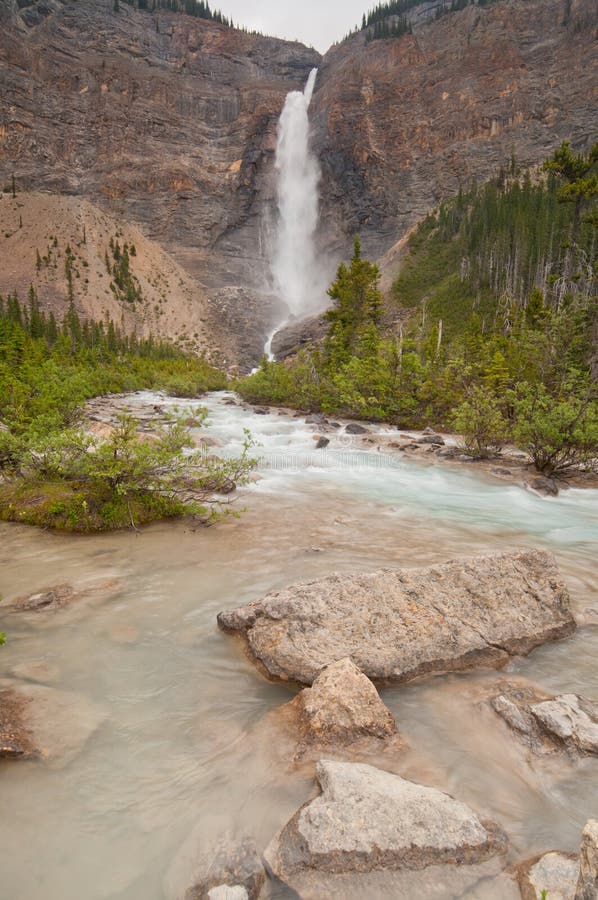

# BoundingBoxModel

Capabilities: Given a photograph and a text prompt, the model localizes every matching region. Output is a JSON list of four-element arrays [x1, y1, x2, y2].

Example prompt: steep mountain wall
[[0, 0, 595, 366], [312, 0, 596, 261]]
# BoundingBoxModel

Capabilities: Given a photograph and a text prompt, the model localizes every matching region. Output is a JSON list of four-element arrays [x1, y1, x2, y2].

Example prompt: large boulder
[[490, 686, 598, 757], [264, 760, 507, 898], [217, 550, 575, 685], [273, 657, 405, 761]]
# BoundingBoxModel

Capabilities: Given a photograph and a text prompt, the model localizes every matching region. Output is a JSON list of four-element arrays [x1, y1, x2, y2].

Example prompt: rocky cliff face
[[0, 0, 320, 366], [312, 0, 596, 261], [0, 0, 595, 366]]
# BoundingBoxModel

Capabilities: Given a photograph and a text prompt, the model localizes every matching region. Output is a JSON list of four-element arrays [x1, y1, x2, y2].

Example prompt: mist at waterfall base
[[266, 68, 329, 358]]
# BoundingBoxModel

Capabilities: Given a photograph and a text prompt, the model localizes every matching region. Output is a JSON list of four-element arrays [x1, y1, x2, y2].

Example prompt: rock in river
[[164, 833, 264, 900], [272, 657, 405, 761], [217, 550, 575, 685], [0, 684, 106, 767], [490, 685, 598, 757], [264, 760, 507, 897]]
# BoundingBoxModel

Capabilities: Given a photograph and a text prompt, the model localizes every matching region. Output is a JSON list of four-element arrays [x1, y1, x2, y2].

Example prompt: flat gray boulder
[[264, 760, 507, 895], [218, 550, 575, 685]]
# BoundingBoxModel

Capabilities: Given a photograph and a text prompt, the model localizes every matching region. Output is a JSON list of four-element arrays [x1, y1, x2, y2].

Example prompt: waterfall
[[267, 68, 325, 358]]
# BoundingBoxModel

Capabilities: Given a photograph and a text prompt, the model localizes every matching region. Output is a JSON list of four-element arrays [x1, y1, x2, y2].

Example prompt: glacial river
[[1, 392, 597, 899]]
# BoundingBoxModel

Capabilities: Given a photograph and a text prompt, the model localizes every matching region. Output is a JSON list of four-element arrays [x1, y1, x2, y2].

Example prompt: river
[[1, 391, 597, 899]]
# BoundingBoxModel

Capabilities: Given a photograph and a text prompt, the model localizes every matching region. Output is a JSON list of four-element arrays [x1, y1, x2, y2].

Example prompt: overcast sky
[[218, 0, 369, 53]]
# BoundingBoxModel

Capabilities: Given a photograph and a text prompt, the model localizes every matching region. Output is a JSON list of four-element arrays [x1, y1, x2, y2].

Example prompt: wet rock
[[345, 423, 369, 435], [4, 578, 120, 614], [264, 760, 507, 895], [0, 684, 106, 767], [315, 436, 330, 449], [218, 550, 575, 686], [164, 834, 264, 900], [527, 476, 559, 496], [576, 820, 598, 900], [491, 468, 514, 477], [274, 658, 404, 760], [437, 447, 459, 458], [0, 690, 36, 759], [420, 433, 445, 445], [490, 686, 598, 757], [252, 407, 268, 416], [306, 414, 328, 425], [5, 583, 76, 613], [516, 851, 579, 900]]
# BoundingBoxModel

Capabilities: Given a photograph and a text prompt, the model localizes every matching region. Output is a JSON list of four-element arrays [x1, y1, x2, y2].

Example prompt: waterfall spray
[[266, 68, 325, 358]]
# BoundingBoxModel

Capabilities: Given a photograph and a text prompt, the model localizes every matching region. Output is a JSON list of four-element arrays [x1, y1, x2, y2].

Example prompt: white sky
[[218, 0, 369, 53]]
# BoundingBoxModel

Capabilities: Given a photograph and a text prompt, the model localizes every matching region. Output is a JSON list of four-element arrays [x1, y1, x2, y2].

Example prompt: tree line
[[238, 141, 598, 478]]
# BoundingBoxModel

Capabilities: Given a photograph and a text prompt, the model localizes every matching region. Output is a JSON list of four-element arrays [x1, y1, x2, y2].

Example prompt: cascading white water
[[267, 68, 326, 358]]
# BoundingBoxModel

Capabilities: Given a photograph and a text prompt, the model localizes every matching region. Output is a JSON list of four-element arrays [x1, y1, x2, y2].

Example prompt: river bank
[[1, 391, 597, 899]]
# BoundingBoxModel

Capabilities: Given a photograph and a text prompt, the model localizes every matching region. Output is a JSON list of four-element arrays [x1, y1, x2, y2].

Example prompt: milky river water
[[0, 392, 596, 900]]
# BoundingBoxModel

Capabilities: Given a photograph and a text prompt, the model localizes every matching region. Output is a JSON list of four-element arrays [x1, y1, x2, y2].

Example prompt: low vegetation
[[0, 293, 257, 531], [238, 142, 598, 478]]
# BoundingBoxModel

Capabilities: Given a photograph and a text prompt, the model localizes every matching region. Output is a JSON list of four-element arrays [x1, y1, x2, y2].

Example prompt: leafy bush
[[510, 382, 598, 476], [451, 387, 510, 458]]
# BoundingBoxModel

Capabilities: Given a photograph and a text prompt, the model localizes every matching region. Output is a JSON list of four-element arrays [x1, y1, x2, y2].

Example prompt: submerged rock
[[164, 833, 264, 900], [5, 583, 76, 613], [217, 550, 575, 685], [264, 760, 507, 896], [345, 423, 369, 434], [0, 684, 106, 767], [0, 690, 36, 759], [273, 658, 405, 760], [315, 436, 330, 449], [491, 686, 598, 757]]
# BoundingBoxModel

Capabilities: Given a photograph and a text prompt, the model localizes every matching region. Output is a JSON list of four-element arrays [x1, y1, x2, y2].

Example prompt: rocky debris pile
[[264, 759, 507, 897], [164, 833, 264, 900], [271, 658, 405, 761], [515, 820, 598, 900], [218, 550, 576, 685], [491, 686, 598, 757]]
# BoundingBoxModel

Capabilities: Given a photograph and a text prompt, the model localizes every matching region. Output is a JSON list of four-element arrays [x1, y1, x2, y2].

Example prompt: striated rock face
[[264, 759, 507, 896], [313, 0, 597, 260], [1, 0, 596, 365], [217, 549, 575, 685], [0, 0, 319, 367]]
